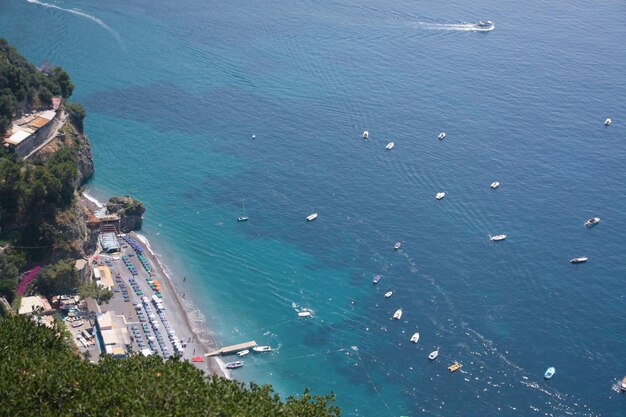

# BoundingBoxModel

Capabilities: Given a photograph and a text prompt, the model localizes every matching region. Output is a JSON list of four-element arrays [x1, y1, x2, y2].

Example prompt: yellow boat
[[448, 362, 462, 372]]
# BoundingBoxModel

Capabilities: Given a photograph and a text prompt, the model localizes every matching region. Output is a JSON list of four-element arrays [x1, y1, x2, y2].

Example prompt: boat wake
[[25, 0, 124, 47], [417, 22, 494, 32]]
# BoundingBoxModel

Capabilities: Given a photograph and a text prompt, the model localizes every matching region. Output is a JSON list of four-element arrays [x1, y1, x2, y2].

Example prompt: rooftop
[[18, 295, 52, 315]]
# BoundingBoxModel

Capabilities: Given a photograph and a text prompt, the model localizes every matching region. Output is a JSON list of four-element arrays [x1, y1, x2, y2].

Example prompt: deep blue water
[[3, 0, 626, 415]]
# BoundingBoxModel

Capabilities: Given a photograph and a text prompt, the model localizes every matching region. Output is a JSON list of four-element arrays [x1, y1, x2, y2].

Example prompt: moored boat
[[226, 361, 244, 369], [394, 242, 402, 250], [544, 366, 555, 380], [237, 349, 249, 357], [585, 217, 600, 227], [435, 192, 446, 200], [428, 348, 439, 360], [384, 291, 393, 298], [438, 132, 446, 140], [448, 362, 462, 372], [490, 234, 507, 241], [252, 346, 272, 352], [306, 212, 318, 222], [386, 141, 395, 150], [410, 332, 420, 343], [570, 257, 588, 264], [237, 216, 249, 222], [393, 308, 403, 320], [373, 274, 381, 284], [490, 181, 500, 189]]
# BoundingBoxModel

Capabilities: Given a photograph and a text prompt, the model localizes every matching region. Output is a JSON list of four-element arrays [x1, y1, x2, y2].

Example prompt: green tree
[[36, 258, 80, 296], [53, 67, 73, 98]]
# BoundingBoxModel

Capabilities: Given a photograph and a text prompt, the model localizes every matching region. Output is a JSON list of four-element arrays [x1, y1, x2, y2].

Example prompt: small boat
[[410, 332, 420, 343], [490, 234, 507, 241], [620, 376, 626, 391], [384, 291, 393, 298], [298, 311, 312, 317], [604, 118, 612, 126], [585, 217, 600, 227], [435, 192, 446, 200], [428, 348, 439, 361], [373, 274, 381, 284], [474, 20, 495, 31], [306, 212, 318, 222], [438, 132, 446, 140], [448, 362, 462, 372], [237, 216, 249, 222], [393, 308, 403, 320], [386, 142, 395, 150], [252, 134, 256, 139], [570, 257, 588, 264], [394, 242, 402, 250], [544, 366, 555, 380], [237, 200, 249, 221], [363, 131, 369, 139], [252, 346, 272, 352], [490, 181, 500, 189], [226, 361, 244, 369], [237, 349, 249, 357]]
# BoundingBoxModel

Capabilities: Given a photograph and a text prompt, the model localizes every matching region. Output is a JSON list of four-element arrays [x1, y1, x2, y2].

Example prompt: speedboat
[[428, 348, 439, 360], [435, 192, 446, 200], [252, 345, 272, 352], [393, 308, 403, 320], [252, 134, 256, 139], [544, 367, 555, 380], [570, 257, 588, 264], [620, 376, 626, 391], [490, 181, 500, 189], [386, 141, 395, 150], [298, 309, 312, 317], [490, 234, 507, 241], [438, 132, 446, 140], [394, 242, 402, 250], [363, 131, 369, 139], [410, 332, 420, 343], [237, 216, 249, 222], [237, 349, 249, 357], [306, 212, 318, 222], [585, 217, 600, 227], [475, 20, 495, 31], [604, 118, 612, 126], [384, 291, 393, 298], [448, 362, 462, 372], [226, 361, 244, 369], [373, 274, 381, 284]]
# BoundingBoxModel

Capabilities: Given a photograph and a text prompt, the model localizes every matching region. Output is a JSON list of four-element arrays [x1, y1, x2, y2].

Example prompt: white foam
[[82, 191, 104, 208], [418, 22, 493, 32]]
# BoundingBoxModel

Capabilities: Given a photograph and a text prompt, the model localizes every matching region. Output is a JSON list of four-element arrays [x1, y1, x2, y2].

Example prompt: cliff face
[[107, 196, 145, 232]]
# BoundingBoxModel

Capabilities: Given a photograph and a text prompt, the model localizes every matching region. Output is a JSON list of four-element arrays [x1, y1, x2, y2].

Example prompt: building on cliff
[[2, 110, 59, 157]]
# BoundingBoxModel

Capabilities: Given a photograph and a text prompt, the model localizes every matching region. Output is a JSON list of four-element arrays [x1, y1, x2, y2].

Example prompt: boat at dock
[[490, 181, 500, 189], [306, 212, 318, 222], [570, 257, 588, 264], [428, 348, 439, 360], [435, 192, 446, 200], [393, 308, 403, 320], [448, 362, 462, 372], [226, 361, 244, 369], [384, 291, 393, 298], [490, 234, 507, 241], [410, 332, 420, 343], [394, 242, 402, 250], [253, 345, 272, 352], [237, 349, 249, 357], [386, 142, 395, 150], [585, 217, 600, 227], [373, 274, 381, 284], [544, 367, 555, 380]]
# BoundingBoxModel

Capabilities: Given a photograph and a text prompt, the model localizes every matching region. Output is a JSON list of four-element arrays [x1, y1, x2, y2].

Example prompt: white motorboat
[[428, 348, 439, 360], [585, 217, 600, 227], [393, 308, 403, 320], [226, 361, 244, 369], [570, 257, 588, 264], [298, 310, 312, 317], [604, 118, 612, 126], [363, 130, 369, 139], [490, 234, 507, 241], [474, 20, 495, 31], [252, 345, 273, 352], [394, 242, 402, 250], [237, 199, 249, 221], [410, 332, 420, 343], [386, 141, 395, 150], [237, 349, 249, 357], [252, 134, 256, 139], [306, 212, 318, 222], [490, 181, 500, 189], [384, 291, 393, 298], [438, 132, 446, 140], [544, 366, 556, 380], [435, 192, 446, 200]]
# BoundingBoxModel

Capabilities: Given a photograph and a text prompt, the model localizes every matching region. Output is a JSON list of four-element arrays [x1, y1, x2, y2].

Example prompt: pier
[[205, 341, 257, 357]]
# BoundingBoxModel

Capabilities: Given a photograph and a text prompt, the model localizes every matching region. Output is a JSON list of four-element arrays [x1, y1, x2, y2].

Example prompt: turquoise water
[[3, 0, 626, 415]]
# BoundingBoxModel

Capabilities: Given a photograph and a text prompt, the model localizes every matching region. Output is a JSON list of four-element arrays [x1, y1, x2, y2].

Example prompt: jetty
[[205, 341, 257, 357]]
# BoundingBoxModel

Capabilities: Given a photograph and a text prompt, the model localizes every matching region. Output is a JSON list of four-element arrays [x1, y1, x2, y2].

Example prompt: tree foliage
[[35, 258, 80, 297], [0, 315, 341, 417]]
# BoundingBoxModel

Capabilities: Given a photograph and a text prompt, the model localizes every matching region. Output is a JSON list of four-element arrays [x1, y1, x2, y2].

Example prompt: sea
[[2, 0, 626, 415]]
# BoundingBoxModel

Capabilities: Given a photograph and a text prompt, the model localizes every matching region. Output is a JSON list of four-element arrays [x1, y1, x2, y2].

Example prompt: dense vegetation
[[0, 38, 73, 134], [0, 316, 341, 417]]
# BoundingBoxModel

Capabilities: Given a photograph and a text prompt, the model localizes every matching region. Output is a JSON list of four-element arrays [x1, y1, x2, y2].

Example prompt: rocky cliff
[[106, 196, 145, 232]]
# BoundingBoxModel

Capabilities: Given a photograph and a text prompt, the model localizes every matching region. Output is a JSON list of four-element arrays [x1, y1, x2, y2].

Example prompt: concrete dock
[[206, 341, 257, 356]]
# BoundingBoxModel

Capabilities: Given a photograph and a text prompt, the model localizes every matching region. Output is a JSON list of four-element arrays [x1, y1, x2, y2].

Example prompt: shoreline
[[82, 191, 228, 378]]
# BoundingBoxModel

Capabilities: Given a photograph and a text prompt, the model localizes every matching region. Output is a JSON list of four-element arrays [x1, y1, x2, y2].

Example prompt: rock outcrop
[[106, 196, 145, 232]]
